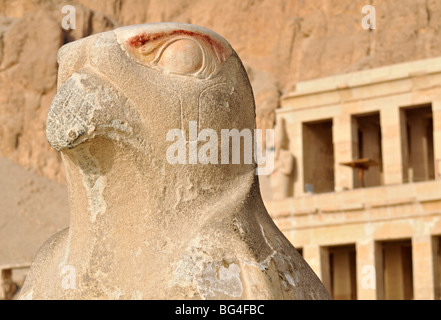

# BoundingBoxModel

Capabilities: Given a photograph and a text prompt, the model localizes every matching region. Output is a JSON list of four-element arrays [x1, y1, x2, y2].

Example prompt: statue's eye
[[156, 39, 204, 75], [120, 29, 232, 79]]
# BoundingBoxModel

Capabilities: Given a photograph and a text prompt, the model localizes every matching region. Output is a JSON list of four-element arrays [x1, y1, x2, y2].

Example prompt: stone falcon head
[[21, 23, 330, 300], [47, 23, 251, 154], [46, 23, 257, 193]]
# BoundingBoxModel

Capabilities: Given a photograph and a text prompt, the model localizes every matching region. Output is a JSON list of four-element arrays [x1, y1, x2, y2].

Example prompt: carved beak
[[46, 68, 141, 152], [46, 70, 99, 151]]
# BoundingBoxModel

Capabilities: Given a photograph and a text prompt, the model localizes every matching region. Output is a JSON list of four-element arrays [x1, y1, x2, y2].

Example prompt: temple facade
[[267, 57, 441, 300]]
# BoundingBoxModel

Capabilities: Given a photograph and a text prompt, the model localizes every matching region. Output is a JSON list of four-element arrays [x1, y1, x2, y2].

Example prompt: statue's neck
[[60, 138, 256, 245]]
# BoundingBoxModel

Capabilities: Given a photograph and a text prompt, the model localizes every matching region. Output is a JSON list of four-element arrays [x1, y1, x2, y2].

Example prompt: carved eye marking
[[120, 29, 232, 79], [156, 39, 204, 75]]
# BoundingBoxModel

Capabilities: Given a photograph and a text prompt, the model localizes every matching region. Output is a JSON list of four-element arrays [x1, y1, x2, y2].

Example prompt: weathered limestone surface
[[18, 23, 330, 300]]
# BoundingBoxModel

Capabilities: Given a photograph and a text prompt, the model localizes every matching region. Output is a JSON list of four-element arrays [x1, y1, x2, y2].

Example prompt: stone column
[[356, 241, 378, 300], [319, 247, 332, 296], [380, 105, 404, 185], [271, 118, 294, 200], [412, 235, 436, 300], [333, 114, 355, 191], [303, 245, 325, 283], [303, 245, 332, 296]]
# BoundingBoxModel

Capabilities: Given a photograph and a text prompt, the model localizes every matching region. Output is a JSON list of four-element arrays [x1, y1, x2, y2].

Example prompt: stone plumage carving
[[19, 23, 330, 300]]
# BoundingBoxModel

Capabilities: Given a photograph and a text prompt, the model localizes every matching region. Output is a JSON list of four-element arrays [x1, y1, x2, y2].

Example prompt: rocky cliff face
[[1, 0, 441, 182]]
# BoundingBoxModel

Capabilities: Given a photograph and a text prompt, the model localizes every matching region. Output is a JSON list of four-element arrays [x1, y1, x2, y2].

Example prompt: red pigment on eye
[[127, 33, 152, 48], [126, 29, 230, 59]]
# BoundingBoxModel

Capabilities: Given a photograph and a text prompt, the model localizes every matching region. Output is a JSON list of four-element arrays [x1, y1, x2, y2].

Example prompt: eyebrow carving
[[123, 29, 232, 79]]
